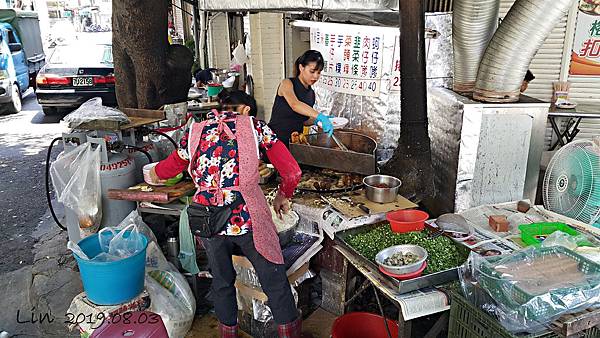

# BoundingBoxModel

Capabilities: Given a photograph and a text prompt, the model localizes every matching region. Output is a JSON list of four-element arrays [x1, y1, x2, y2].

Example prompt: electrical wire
[[45, 137, 66, 231]]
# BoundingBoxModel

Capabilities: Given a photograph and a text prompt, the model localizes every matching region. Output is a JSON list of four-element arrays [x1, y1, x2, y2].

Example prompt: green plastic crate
[[518, 222, 581, 247], [448, 290, 600, 338], [477, 246, 600, 321]]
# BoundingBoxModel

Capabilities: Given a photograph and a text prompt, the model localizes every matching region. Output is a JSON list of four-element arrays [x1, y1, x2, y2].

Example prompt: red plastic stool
[[91, 311, 168, 338]]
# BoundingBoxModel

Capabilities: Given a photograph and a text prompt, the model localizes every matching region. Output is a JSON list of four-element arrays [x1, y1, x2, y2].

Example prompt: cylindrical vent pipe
[[452, 0, 500, 93], [473, 0, 575, 103]]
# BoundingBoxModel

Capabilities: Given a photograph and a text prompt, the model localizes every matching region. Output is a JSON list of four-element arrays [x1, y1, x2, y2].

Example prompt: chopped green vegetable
[[345, 225, 468, 274]]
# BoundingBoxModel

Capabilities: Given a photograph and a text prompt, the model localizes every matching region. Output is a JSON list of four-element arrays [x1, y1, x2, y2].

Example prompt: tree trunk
[[113, 0, 193, 109], [381, 0, 435, 202]]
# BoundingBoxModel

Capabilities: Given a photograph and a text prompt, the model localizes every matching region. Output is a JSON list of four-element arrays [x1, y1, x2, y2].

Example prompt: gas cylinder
[[99, 152, 136, 227], [126, 141, 159, 183]]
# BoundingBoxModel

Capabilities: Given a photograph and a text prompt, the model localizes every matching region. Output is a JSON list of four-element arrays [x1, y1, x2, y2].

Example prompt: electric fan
[[543, 138, 600, 227]]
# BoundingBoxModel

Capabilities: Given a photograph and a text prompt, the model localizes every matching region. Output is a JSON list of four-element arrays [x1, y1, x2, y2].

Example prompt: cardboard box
[[302, 308, 338, 338]]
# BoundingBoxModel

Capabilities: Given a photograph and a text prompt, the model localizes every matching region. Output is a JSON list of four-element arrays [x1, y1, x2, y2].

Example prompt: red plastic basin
[[386, 210, 429, 233], [332, 312, 399, 338]]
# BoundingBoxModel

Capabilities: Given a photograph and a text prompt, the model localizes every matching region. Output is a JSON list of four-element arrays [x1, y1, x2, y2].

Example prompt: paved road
[[0, 91, 69, 273]]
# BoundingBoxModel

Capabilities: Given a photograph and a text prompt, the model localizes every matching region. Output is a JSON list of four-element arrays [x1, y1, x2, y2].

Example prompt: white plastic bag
[[98, 227, 116, 253], [92, 252, 120, 262], [232, 42, 248, 65], [67, 241, 89, 260], [50, 143, 102, 229], [114, 210, 158, 244], [62, 97, 129, 128], [146, 270, 195, 338], [108, 224, 145, 258], [96, 224, 145, 260], [146, 241, 177, 271], [540, 231, 579, 250]]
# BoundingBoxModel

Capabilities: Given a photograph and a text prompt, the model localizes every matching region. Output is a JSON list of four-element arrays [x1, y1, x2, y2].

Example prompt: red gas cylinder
[[90, 311, 168, 338]]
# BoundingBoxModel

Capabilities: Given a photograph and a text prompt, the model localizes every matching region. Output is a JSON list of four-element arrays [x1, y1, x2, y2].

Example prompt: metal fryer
[[289, 131, 377, 175]]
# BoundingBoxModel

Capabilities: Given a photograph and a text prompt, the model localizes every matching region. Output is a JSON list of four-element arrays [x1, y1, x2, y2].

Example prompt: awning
[[192, 0, 398, 12]]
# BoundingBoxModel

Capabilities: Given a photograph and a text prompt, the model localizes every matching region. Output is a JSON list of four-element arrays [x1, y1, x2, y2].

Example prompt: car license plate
[[72, 77, 93, 87]]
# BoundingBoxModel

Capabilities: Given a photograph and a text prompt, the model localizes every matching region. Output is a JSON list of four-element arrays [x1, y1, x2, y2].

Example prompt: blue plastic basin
[[73, 230, 148, 305]]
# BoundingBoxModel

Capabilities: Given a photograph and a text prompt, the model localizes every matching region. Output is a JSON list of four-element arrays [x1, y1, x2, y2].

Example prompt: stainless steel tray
[[335, 224, 470, 294], [289, 131, 377, 175]]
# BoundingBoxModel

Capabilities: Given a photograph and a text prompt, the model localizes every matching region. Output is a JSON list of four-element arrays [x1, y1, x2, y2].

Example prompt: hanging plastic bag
[[178, 205, 200, 274], [232, 42, 248, 65], [50, 142, 102, 229]]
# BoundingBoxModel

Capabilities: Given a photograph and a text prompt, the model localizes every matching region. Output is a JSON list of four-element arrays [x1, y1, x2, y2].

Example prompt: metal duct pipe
[[452, 0, 499, 93], [473, 0, 574, 103]]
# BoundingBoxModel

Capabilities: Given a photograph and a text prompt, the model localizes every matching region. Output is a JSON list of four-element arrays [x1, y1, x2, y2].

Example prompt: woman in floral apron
[[148, 91, 309, 338]]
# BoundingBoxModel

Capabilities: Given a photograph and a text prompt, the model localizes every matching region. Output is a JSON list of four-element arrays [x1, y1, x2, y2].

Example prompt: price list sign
[[310, 27, 384, 97], [391, 36, 400, 91]]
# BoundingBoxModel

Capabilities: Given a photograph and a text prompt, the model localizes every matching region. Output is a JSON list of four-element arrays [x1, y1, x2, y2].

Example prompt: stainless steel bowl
[[375, 245, 428, 275], [363, 175, 402, 203]]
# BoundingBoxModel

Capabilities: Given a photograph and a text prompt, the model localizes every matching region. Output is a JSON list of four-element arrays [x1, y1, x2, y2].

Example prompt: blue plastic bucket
[[73, 230, 148, 305]]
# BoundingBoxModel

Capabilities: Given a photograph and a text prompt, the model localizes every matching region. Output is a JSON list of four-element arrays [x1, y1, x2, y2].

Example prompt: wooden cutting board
[[107, 181, 196, 203], [322, 189, 417, 218]]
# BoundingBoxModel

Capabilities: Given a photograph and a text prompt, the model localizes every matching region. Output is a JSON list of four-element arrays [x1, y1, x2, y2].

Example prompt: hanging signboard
[[569, 1, 600, 76], [310, 25, 385, 97]]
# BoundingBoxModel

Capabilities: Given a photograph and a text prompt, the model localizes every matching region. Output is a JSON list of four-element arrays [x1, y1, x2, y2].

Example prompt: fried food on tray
[[290, 132, 310, 145], [297, 169, 363, 192]]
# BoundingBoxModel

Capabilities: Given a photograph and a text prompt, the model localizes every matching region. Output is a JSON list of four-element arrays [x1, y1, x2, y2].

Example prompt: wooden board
[[322, 189, 418, 218], [73, 108, 165, 130], [120, 108, 165, 129], [549, 307, 600, 337], [107, 181, 195, 203], [121, 108, 166, 119], [118, 116, 164, 130]]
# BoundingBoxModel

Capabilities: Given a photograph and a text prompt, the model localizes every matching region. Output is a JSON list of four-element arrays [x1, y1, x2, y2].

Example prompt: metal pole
[[373, 287, 393, 338], [193, 3, 201, 64], [199, 11, 207, 68]]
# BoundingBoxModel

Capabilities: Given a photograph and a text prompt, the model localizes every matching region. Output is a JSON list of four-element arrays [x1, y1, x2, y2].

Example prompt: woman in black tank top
[[269, 50, 334, 146]]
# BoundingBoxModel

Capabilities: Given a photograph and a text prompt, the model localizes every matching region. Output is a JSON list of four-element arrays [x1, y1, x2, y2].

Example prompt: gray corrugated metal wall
[[425, 0, 453, 12]]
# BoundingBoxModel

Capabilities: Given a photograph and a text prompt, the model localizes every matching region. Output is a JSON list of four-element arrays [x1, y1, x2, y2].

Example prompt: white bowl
[[331, 117, 349, 129], [143, 162, 163, 186], [556, 102, 577, 109]]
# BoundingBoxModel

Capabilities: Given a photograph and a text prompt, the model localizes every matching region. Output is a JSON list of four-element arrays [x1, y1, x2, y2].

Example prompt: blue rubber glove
[[315, 112, 334, 137]]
